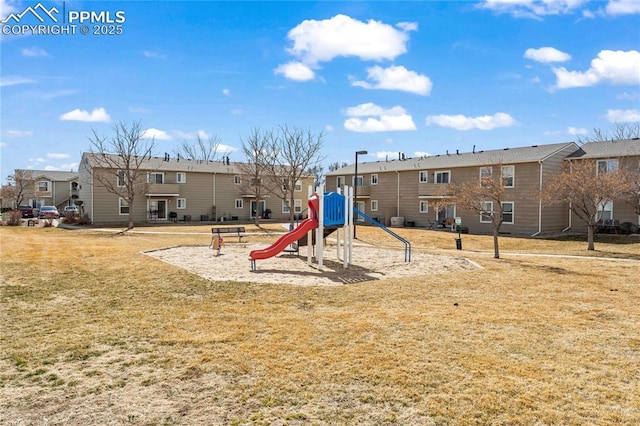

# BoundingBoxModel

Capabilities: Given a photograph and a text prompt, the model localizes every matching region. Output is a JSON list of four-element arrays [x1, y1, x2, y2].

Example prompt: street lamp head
[[356, 150, 368, 155]]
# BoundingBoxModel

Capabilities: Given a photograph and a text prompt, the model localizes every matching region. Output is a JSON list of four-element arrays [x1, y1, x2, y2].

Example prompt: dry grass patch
[[1, 226, 639, 424]]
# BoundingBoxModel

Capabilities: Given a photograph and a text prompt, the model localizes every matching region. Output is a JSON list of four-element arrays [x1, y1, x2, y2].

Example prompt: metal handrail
[[353, 208, 411, 262]]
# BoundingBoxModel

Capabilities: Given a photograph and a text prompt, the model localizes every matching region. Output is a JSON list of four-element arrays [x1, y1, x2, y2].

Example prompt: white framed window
[[502, 165, 515, 188], [147, 172, 164, 184], [235, 199, 243, 209], [250, 177, 262, 186], [234, 176, 242, 185], [419, 171, 428, 183], [38, 181, 50, 192], [480, 201, 493, 223], [117, 170, 126, 187], [596, 200, 613, 221], [294, 199, 302, 213], [371, 174, 378, 185], [502, 202, 514, 224], [597, 159, 619, 174], [177, 198, 186, 209], [282, 199, 290, 214], [480, 166, 492, 187], [119, 198, 129, 215], [352, 175, 363, 187], [355, 201, 365, 222], [435, 170, 451, 184], [420, 200, 429, 213], [337, 176, 345, 188], [371, 200, 379, 212], [294, 180, 302, 192], [176, 172, 186, 183]]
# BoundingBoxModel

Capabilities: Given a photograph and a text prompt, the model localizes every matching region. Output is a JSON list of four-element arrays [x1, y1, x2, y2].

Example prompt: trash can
[[455, 238, 462, 250], [200, 214, 209, 221]]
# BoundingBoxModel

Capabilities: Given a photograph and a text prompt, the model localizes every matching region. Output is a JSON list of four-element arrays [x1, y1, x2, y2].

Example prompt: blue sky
[[1, 0, 639, 182]]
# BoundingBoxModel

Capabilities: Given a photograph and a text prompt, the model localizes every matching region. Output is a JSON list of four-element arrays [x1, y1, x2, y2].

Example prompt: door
[[250, 200, 266, 218], [149, 199, 168, 220]]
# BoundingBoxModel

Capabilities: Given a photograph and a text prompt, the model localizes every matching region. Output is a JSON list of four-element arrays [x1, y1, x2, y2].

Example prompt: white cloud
[[222, 88, 231, 96], [343, 103, 416, 133], [59, 107, 111, 123], [47, 153, 71, 160], [553, 50, 640, 89], [524, 47, 571, 63], [375, 151, 402, 160], [568, 126, 588, 135], [605, 108, 640, 122], [351, 65, 432, 96], [279, 14, 414, 73], [617, 91, 639, 101], [0, 75, 36, 87], [6, 129, 33, 137], [414, 151, 432, 157], [0, 0, 18, 17], [325, 125, 335, 132], [21, 47, 49, 57], [605, 0, 640, 15], [217, 144, 236, 153], [479, 0, 588, 18], [425, 112, 516, 131], [28, 157, 45, 163], [274, 62, 315, 81], [0, 142, 7, 148], [141, 128, 171, 140], [143, 51, 166, 59]]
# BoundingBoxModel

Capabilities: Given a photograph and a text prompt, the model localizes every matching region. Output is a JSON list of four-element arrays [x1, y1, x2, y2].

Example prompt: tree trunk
[[493, 226, 500, 259], [587, 224, 595, 251], [128, 201, 134, 230]]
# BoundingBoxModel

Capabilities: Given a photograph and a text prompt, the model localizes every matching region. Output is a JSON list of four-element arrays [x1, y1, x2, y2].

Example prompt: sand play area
[[144, 242, 480, 286]]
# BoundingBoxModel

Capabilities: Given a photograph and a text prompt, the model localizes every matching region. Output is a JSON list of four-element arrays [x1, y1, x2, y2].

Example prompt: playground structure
[[249, 185, 411, 271]]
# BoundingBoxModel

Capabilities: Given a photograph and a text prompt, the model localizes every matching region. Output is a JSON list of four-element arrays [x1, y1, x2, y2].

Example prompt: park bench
[[211, 226, 246, 242]]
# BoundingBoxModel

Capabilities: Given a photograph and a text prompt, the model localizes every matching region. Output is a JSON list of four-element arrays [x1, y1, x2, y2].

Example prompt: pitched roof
[[326, 142, 579, 176], [16, 169, 79, 181], [566, 139, 640, 159], [81, 152, 243, 174]]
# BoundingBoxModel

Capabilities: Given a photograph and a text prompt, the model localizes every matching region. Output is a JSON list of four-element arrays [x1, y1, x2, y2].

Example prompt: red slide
[[249, 193, 320, 266], [248, 218, 318, 262]]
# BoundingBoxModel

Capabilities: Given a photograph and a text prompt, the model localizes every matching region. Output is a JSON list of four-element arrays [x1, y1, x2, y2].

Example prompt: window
[[420, 200, 428, 213], [352, 175, 363, 187], [435, 171, 451, 184], [119, 198, 129, 215], [371, 174, 378, 185], [355, 201, 365, 222], [502, 165, 514, 188], [177, 198, 186, 209], [176, 172, 186, 183], [371, 200, 378, 212], [250, 177, 262, 186], [234, 176, 241, 185], [294, 180, 302, 192], [337, 176, 344, 188], [597, 159, 619, 174], [480, 166, 492, 186], [147, 172, 164, 184], [282, 199, 290, 214], [235, 199, 243, 209], [419, 171, 428, 183], [38, 181, 50, 192], [294, 199, 302, 213], [502, 202, 514, 224], [117, 170, 126, 187], [596, 200, 613, 221], [480, 201, 493, 223]]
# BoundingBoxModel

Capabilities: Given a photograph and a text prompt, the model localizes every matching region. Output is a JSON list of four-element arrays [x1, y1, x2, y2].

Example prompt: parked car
[[63, 205, 80, 216], [39, 206, 60, 219], [19, 206, 37, 218]]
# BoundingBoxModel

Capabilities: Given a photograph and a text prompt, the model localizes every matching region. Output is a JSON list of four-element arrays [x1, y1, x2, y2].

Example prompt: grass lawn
[[1, 225, 639, 424]]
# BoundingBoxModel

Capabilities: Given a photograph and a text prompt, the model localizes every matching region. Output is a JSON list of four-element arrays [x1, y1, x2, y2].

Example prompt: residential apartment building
[[3, 170, 79, 210], [78, 153, 314, 225], [326, 142, 582, 236], [566, 139, 640, 229]]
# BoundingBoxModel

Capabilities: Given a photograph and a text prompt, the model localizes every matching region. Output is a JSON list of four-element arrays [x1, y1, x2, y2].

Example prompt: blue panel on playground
[[323, 192, 345, 226]]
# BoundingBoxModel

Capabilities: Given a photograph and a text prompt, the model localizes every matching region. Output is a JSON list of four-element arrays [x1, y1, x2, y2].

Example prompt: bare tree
[[541, 159, 634, 250], [173, 133, 228, 161], [264, 125, 325, 223], [328, 161, 348, 172], [451, 164, 511, 258], [236, 128, 275, 226], [87, 121, 157, 230], [577, 121, 640, 144], [1, 170, 37, 208]]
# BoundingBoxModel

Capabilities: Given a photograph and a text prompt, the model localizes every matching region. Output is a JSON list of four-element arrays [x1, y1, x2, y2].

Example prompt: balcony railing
[[145, 183, 180, 196]]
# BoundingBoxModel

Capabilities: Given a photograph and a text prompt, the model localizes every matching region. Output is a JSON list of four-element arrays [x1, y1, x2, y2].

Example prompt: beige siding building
[[79, 153, 314, 225], [10, 170, 79, 210], [326, 142, 580, 236]]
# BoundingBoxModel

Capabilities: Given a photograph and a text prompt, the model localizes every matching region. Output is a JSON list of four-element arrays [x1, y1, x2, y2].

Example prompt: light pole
[[353, 150, 368, 239]]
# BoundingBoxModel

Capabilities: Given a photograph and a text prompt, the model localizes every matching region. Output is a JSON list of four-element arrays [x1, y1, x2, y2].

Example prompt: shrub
[[76, 214, 92, 226], [62, 211, 78, 224], [6, 210, 22, 226]]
